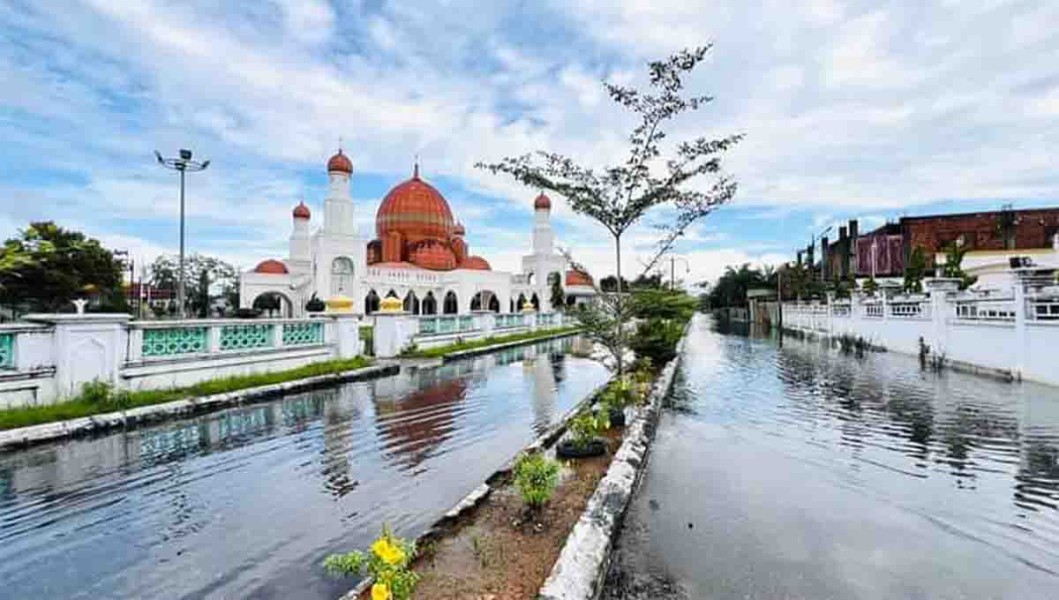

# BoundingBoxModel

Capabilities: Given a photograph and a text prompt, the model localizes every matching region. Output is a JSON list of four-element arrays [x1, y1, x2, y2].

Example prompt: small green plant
[[513, 452, 560, 510], [324, 524, 419, 600], [569, 408, 609, 449], [78, 380, 132, 410]]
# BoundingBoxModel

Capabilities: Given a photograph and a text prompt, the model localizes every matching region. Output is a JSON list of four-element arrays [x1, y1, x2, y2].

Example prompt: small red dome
[[376, 166, 455, 243], [566, 268, 593, 287], [453, 222, 466, 236], [410, 241, 457, 271], [460, 256, 491, 270], [292, 201, 311, 219], [254, 259, 288, 275], [534, 193, 552, 211], [327, 149, 353, 174]]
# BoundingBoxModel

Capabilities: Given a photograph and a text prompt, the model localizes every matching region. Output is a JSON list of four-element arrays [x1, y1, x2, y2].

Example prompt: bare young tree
[[478, 45, 741, 374]]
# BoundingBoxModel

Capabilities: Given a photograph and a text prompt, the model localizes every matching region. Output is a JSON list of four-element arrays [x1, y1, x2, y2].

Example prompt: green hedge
[[0, 356, 373, 431], [402, 327, 581, 359]]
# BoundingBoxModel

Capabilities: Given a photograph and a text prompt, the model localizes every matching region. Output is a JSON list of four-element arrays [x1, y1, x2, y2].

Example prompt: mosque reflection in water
[[0, 335, 587, 502]]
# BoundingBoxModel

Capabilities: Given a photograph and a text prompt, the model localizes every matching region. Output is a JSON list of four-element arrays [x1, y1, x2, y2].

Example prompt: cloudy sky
[[2, 0, 1058, 287]]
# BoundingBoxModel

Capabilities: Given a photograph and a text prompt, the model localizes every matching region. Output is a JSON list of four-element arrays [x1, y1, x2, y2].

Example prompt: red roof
[[254, 259, 288, 275], [460, 256, 491, 270], [534, 193, 552, 211], [566, 269, 593, 287], [410, 241, 457, 271], [327, 149, 353, 174], [292, 201, 311, 219]]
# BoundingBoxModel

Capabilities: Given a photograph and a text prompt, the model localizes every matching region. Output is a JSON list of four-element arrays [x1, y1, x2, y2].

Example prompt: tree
[[149, 254, 238, 317], [548, 272, 565, 311], [940, 242, 978, 290], [599, 275, 630, 293], [862, 277, 879, 297], [903, 246, 927, 293], [480, 46, 741, 374], [0, 222, 125, 314], [706, 263, 769, 308]]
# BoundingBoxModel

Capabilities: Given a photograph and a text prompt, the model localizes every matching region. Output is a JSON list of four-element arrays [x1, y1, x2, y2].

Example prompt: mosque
[[239, 149, 596, 317]]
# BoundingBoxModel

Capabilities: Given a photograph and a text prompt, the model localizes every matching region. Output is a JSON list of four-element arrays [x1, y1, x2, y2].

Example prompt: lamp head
[[179, 149, 192, 161]]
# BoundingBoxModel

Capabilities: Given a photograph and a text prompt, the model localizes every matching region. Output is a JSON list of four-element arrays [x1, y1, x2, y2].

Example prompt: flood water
[[0, 337, 607, 599], [607, 315, 1059, 599]]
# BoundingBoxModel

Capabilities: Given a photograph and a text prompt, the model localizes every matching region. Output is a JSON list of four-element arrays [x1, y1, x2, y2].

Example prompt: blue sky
[[1, 0, 1058, 286]]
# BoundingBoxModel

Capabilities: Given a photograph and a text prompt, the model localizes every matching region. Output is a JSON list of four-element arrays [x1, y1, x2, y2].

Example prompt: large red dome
[[376, 167, 455, 243]]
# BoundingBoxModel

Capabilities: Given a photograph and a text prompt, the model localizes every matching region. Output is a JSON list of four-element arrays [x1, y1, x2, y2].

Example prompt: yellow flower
[[371, 537, 406, 566], [371, 582, 391, 600]]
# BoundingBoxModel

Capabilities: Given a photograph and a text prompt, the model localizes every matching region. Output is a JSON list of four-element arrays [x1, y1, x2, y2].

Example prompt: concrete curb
[[338, 377, 611, 600], [537, 323, 691, 600], [0, 363, 398, 451]]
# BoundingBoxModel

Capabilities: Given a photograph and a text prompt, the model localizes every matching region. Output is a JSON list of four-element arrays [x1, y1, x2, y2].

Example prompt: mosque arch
[[404, 291, 420, 315], [422, 291, 438, 315], [516, 293, 527, 310], [331, 256, 355, 296], [364, 289, 381, 315], [252, 291, 294, 318], [530, 293, 540, 311], [470, 290, 501, 313], [443, 291, 459, 315]]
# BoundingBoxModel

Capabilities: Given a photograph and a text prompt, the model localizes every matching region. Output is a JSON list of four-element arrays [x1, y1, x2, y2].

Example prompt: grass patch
[[401, 327, 581, 359], [0, 356, 373, 431]]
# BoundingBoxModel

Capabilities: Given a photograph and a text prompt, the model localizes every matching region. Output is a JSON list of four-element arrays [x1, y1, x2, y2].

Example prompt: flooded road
[[606, 316, 1059, 599], [0, 337, 607, 599]]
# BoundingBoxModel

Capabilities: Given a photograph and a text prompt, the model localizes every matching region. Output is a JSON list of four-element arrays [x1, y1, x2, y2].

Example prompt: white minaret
[[323, 149, 355, 236], [289, 201, 311, 265], [532, 192, 554, 255]]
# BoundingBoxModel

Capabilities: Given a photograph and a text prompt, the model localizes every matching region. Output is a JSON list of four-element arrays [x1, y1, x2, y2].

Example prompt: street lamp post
[[155, 149, 210, 318], [669, 255, 691, 290]]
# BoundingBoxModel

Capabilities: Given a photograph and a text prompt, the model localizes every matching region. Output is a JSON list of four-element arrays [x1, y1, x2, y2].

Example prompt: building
[[819, 207, 1059, 288], [239, 150, 595, 317]]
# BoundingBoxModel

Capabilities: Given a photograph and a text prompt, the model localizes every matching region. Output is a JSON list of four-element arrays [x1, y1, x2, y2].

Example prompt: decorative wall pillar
[[926, 278, 959, 360], [373, 313, 416, 358], [23, 314, 131, 398], [328, 314, 363, 359], [474, 311, 495, 336]]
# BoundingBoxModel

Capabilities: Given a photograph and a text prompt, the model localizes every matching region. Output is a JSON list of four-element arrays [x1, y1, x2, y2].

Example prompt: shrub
[[78, 380, 132, 410], [628, 318, 685, 365], [569, 408, 609, 449], [324, 525, 419, 600], [513, 452, 561, 509]]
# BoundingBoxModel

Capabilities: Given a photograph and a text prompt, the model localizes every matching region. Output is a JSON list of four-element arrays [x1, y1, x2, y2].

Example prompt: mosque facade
[[239, 150, 596, 317]]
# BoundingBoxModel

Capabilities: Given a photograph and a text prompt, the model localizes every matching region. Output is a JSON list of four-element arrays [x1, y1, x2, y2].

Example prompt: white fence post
[[208, 324, 222, 354], [1014, 281, 1027, 380]]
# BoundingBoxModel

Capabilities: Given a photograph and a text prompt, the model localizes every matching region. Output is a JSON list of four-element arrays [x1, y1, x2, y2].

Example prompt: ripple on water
[[0, 338, 608, 599]]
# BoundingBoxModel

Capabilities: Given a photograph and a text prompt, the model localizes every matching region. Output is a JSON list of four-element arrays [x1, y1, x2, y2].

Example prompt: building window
[[331, 257, 354, 295]]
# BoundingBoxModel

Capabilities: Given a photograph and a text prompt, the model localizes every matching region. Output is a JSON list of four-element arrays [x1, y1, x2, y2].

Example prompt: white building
[[240, 150, 596, 317]]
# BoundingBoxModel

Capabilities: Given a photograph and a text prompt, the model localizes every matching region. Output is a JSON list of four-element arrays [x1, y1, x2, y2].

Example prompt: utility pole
[[156, 149, 210, 319]]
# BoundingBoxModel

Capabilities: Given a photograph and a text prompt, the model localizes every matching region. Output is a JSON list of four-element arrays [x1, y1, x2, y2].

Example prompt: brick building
[[821, 206, 1059, 283]]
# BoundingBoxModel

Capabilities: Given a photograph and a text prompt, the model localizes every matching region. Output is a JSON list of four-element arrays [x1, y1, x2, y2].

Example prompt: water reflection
[[0, 336, 608, 599], [609, 317, 1059, 600]]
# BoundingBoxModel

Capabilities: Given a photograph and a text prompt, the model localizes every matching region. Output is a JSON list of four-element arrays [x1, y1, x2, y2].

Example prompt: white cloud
[[1, 0, 1058, 283]]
